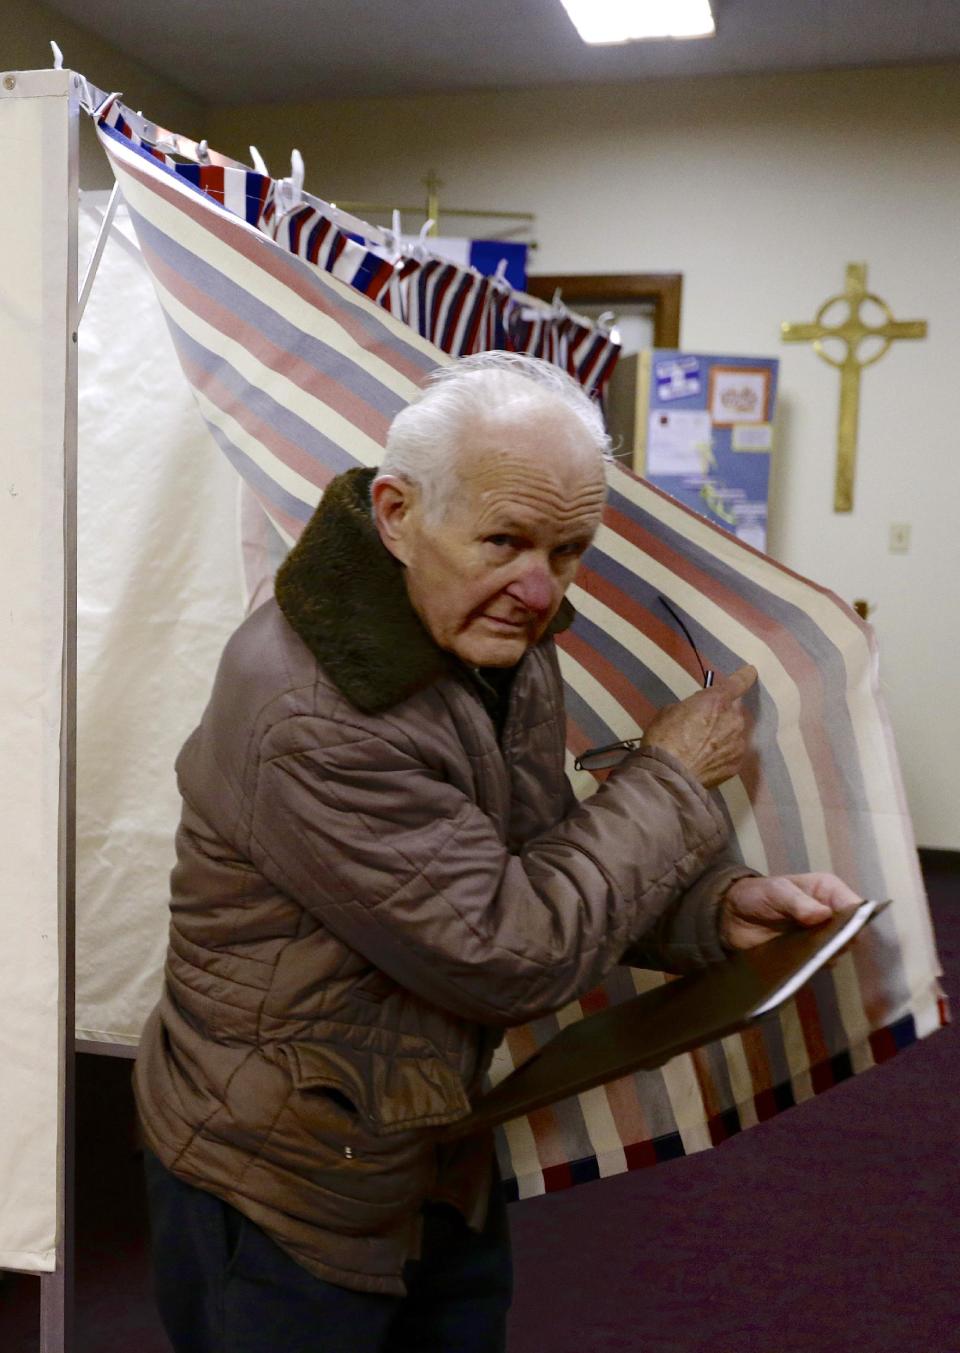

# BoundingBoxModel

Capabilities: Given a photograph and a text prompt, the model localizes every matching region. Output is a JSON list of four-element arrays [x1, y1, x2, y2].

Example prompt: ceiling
[[46, 0, 960, 105]]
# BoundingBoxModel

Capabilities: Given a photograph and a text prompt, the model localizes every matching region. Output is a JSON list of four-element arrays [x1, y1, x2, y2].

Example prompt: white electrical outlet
[[889, 523, 911, 554]]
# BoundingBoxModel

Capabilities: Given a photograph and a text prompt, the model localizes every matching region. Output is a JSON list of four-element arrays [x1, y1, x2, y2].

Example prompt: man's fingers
[[784, 876, 849, 930], [717, 664, 757, 703], [791, 895, 835, 927], [785, 872, 862, 911], [721, 872, 862, 950], [744, 878, 831, 929]]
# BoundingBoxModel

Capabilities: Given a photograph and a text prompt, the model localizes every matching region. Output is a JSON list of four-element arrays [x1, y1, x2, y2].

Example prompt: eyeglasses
[[573, 596, 714, 773], [658, 596, 714, 689], [574, 736, 645, 772]]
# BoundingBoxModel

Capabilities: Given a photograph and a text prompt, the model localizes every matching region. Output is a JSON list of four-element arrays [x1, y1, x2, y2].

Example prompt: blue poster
[[640, 351, 778, 552]]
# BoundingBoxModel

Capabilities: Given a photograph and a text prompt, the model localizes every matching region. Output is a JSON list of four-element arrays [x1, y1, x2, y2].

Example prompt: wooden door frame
[[525, 272, 683, 347]]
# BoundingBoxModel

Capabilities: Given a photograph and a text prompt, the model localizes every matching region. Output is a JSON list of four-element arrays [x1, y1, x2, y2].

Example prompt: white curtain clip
[[50, 40, 64, 70], [274, 150, 305, 216], [89, 87, 123, 119], [197, 138, 211, 165], [378, 209, 403, 260], [249, 145, 269, 176], [290, 149, 305, 201], [410, 218, 436, 259]]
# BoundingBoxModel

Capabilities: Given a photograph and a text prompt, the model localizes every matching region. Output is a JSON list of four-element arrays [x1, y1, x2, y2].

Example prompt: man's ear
[[371, 475, 418, 566]]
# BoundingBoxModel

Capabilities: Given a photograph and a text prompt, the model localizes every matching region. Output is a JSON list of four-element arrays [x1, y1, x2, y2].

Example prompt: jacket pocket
[[284, 1038, 471, 1136], [350, 970, 397, 1005]]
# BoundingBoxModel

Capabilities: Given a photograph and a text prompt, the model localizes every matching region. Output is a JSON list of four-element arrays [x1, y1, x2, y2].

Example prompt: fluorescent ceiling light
[[559, 0, 716, 45]]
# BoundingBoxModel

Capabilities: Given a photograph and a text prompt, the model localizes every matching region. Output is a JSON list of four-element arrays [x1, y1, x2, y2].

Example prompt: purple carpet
[[2, 854, 957, 1352]]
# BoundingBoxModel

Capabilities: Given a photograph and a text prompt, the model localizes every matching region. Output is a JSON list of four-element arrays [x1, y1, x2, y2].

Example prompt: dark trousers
[[143, 1150, 512, 1353]]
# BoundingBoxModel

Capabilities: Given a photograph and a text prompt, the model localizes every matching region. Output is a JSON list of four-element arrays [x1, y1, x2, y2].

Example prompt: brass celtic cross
[[781, 263, 927, 512]]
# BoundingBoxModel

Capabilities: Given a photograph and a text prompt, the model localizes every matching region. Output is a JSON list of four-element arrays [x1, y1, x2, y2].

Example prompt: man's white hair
[[373, 352, 611, 523]]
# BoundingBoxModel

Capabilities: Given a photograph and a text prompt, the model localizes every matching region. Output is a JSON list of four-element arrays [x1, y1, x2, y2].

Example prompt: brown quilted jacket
[[134, 468, 753, 1295]]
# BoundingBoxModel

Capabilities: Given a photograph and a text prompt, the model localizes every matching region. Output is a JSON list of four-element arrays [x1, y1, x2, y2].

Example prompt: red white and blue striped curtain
[[94, 112, 946, 1201], [99, 96, 619, 398]]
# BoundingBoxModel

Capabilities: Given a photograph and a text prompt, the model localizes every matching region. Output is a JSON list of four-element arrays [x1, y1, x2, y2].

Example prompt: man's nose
[[505, 561, 555, 615]]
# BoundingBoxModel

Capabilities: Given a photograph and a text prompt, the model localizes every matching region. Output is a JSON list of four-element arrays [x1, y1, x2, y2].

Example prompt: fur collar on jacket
[[274, 467, 574, 714]]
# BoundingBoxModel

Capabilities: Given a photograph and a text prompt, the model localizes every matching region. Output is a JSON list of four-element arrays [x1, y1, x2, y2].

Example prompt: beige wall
[[2, 0, 205, 186], [209, 66, 960, 848]]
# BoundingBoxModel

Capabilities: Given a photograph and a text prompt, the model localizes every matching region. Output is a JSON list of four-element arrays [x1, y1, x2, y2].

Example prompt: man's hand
[[641, 664, 757, 789], [719, 872, 863, 951]]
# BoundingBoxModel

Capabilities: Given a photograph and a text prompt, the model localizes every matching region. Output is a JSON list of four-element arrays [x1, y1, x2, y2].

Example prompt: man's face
[[376, 409, 606, 668]]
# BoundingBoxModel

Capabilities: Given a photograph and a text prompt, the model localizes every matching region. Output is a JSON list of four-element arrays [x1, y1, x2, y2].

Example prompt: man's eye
[[553, 542, 586, 560], [486, 535, 515, 549]]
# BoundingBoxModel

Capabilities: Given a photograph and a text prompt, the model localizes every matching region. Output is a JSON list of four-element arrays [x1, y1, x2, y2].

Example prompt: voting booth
[[0, 67, 947, 1351]]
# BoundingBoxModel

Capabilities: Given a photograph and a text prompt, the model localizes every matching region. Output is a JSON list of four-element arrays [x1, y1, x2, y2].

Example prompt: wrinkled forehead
[[452, 407, 608, 532], [457, 403, 605, 481]]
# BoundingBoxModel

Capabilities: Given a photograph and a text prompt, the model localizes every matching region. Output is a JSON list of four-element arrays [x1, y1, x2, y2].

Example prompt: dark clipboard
[[442, 899, 891, 1141]]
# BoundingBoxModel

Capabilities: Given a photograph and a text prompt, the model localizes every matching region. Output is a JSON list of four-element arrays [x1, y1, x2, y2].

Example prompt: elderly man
[[137, 353, 858, 1352]]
